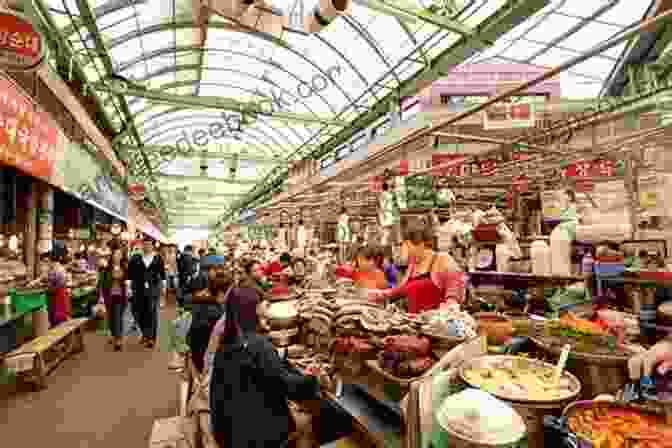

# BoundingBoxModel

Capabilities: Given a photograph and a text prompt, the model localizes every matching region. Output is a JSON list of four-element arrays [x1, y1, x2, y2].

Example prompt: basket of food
[[529, 315, 639, 398], [416, 310, 474, 357], [474, 313, 514, 345], [564, 400, 672, 448], [460, 355, 582, 447], [434, 388, 527, 448], [371, 335, 435, 385]]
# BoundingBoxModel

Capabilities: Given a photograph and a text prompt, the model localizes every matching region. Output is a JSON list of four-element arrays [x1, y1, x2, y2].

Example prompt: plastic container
[[10, 288, 48, 314], [550, 225, 572, 276], [530, 239, 551, 276], [475, 313, 514, 345], [580, 252, 594, 276]]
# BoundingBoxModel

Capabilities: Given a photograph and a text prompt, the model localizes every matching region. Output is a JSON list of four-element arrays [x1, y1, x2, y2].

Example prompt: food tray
[[365, 359, 432, 387], [563, 400, 671, 444], [529, 323, 632, 366], [459, 355, 582, 404]]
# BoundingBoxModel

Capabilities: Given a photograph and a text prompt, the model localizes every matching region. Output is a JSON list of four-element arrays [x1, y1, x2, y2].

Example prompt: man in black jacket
[[128, 236, 166, 348], [177, 245, 197, 306]]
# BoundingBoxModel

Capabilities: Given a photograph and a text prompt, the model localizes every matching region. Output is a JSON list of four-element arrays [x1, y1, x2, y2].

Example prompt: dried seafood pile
[[0, 257, 28, 295], [413, 308, 478, 340], [280, 344, 335, 386], [296, 289, 420, 339]]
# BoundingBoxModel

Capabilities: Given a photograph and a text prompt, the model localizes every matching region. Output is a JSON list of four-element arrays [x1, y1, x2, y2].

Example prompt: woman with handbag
[[97, 243, 129, 351]]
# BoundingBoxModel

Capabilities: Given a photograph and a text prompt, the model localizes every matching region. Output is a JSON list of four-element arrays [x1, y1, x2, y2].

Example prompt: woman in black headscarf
[[209, 267, 320, 448]]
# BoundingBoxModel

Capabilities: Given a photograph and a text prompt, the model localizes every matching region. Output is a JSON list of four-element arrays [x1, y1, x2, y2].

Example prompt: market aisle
[[0, 306, 178, 448]]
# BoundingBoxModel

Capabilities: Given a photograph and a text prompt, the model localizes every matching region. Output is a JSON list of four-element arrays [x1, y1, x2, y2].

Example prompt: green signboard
[[404, 175, 436, 209], [54, 142, 128, 219], [240, 225, 273, 241]]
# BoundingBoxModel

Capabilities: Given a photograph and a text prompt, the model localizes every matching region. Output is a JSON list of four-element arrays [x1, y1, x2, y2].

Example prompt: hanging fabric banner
[[512, 175, 529, 193], [399, 160, 409, 176], [479, 159, 497, 176], [368, 176, 384, 193], [431, 154, 465, 177]]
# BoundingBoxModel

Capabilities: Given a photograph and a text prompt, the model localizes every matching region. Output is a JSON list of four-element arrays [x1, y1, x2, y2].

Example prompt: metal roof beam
[[93, 83, 341, 126], [121, 145, 287, 163], [73, 0, 148, 167], [356, 0, 481, 39], [27, 0, 119, 147], [220, 0, 550, 224], [157, 174, 260, 184]]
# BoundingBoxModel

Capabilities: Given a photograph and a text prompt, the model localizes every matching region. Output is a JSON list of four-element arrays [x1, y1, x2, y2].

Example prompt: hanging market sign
[[55, 142, 129, 220], [561, 159, 616, 178], [431, 154, 466, 177], [368, 175, 384, 193], [0, 75, 64, 183], [512, 175, 529, 193], [399, 160, 409, 177], [479, 159, 497, 176], [484, 101, 534, 130], [0, 11, 46, 71], [128, 184, 145, 202]]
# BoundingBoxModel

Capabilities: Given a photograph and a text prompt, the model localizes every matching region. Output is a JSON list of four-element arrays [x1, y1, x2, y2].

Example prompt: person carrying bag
[[208, 286, 321, 448]]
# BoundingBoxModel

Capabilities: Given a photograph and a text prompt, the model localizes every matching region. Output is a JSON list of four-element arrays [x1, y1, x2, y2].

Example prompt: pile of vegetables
[[378, 335, 433, 378], [556, 312, 609, 336], [567, 406, 672, 448]]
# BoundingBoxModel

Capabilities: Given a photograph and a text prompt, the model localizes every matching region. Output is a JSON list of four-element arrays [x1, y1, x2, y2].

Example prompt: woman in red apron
[[47, 252, 71, 326], [370, 219, 464, 313]]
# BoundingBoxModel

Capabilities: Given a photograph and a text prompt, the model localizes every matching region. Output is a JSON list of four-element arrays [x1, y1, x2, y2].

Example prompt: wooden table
[[2, 317, 89, 389], [0, 302, 45, 355]]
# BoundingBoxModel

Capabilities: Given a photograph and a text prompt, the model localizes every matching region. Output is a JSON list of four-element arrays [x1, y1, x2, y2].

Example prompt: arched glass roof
[[40, 0, 651, 227]]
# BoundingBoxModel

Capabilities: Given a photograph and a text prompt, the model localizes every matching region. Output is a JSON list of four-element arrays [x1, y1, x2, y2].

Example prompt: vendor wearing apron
[[370, 219, 463, 313]]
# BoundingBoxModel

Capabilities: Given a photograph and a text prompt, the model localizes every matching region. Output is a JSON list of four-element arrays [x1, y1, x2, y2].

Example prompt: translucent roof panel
[[47, 0, 648, 221], [463, 0, 651, 99]]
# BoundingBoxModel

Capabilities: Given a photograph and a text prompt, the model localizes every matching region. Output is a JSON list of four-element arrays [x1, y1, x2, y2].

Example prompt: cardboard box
[[149, 416, 197, 448]]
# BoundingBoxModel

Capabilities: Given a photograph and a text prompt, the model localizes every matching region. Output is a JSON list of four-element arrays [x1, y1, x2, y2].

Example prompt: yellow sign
[[640, 191, 658, 209]]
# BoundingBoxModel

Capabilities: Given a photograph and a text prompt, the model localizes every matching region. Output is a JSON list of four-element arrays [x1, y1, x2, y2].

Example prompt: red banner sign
[[128, 184, 145, 202], [513, 175, 529, 193], [479, 159, 497, 176], [512, 152, 530, 162], [369, 176, 384, 193], [563, 159, 615, 178], [432, 154, 465, 177], [399, 160, 409, 176], [505, 191, 513, 208], [0, 12, 45, 71], [0, 77, 60, 182], [575, 180, 595, 193]]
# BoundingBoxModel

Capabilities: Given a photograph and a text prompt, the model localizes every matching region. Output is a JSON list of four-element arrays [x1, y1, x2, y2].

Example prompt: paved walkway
[[0, 307, 178, 448]]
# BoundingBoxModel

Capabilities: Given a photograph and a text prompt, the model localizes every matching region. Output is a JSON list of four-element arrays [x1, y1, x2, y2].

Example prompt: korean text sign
[[0, 76, 61, 182], [0, 12, 45, 70]]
